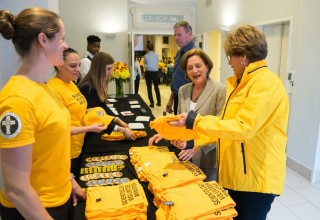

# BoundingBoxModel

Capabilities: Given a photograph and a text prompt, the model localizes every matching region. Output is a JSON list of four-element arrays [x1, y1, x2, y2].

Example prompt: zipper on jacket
[[217, 79, 240, 183], [241, 142, 247, 174]]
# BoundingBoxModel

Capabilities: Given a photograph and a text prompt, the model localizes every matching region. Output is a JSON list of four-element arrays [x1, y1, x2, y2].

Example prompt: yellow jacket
[[189, 60, 289, 195]]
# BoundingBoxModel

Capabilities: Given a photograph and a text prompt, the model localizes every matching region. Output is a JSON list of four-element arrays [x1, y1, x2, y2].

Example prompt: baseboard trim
[[286, 156, 319, 183]]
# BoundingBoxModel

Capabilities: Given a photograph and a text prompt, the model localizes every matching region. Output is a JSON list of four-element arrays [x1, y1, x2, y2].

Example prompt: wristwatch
[[70, 173, 75, 181]]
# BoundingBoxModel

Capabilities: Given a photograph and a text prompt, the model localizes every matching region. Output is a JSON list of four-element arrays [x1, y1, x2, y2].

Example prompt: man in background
[[166, 21, 197, 115], [144, 42, 161, 108], [80, 35, 101, 79]]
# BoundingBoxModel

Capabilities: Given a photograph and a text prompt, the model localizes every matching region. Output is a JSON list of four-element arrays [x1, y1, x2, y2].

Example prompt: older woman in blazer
[[177, 48, 226, 181], [150, 48, 226, 181]]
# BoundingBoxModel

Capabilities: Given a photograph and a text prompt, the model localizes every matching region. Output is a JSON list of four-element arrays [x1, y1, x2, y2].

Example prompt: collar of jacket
[[227, 59, 268, 88]]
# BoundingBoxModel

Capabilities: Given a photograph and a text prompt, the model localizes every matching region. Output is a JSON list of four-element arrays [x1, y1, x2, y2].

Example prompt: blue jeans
[[228, 190, 276, 220]]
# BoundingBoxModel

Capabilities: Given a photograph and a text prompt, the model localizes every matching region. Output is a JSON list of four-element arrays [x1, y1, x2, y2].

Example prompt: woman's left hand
[[178, 148, 197, 161], [71, 179, 86, 206]]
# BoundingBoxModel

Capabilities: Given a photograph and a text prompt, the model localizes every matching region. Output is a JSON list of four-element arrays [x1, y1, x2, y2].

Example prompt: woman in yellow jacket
[[169, 24, 289, 220]]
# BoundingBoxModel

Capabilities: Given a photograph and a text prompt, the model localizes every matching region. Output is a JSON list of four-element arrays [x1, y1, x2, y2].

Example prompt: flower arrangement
[[112, 61, 130, 97], [112, 61, 130, 83]]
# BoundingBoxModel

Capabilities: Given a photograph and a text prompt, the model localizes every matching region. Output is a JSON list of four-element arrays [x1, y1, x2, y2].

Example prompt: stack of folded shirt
[[133, 151, 179, 182], [129, 146, 170, 165], [85, 179, 148, 220], [154, 181, 237, 219], [147, 161, 206, 194]]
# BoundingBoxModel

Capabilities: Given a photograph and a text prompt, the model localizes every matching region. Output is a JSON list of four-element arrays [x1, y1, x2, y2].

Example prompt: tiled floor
[[138, 78, 320, 220]]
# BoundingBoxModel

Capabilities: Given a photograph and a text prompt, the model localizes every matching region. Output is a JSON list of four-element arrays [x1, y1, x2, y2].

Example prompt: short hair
[[224, 24, 268, 62], [180, 48, 213, 80], [0, 7, 61, 57], [173, 21, 192, 33], [54, 48, 78, 72], [78, 52, 114, 103], [146, 42, 153, 51], [87, 35, 101, 44]]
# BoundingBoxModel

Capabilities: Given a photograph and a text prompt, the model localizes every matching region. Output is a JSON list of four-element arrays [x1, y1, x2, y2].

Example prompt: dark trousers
[[228, 190, 276, 220], [134, 74, 140, 94], [0, 196, 73, 220], [173, 93, 179, 115], [71, 156, 81, 181], [145, 70, 161, 105]]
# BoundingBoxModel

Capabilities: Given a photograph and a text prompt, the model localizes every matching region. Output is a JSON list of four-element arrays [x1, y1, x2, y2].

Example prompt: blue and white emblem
[[0, 113, 22, 138]]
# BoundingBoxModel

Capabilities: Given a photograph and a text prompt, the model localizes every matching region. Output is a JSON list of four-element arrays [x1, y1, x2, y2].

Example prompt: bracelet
[[70, 173, 75, 181]]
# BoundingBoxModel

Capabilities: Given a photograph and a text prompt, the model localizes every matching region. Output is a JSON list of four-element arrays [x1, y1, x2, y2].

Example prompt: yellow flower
[[112, 61, 130, 82]]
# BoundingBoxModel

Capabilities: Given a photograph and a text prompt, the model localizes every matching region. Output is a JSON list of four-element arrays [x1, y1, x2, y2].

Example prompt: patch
[[0, 112, 22, 138]]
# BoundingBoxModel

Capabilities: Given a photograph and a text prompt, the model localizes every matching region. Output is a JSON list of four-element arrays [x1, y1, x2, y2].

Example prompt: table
[[73, 94, 178, 220]]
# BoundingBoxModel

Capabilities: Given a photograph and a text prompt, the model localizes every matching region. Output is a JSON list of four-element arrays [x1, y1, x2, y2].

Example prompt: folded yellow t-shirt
[[150, 115, 198, 141]]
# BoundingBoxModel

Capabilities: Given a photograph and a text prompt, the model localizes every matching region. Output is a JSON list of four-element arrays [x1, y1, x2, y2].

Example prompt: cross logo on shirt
[[0, 113, 22, 138]]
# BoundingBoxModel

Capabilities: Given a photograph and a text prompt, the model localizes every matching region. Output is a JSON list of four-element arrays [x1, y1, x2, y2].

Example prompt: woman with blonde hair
[[78, 52, 134, 140]]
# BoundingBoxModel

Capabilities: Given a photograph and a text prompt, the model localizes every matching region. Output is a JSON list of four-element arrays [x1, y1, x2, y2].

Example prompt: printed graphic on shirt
[[0, 112, 22, 138]]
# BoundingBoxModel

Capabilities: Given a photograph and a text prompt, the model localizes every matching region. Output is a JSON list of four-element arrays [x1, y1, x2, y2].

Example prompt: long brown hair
[[78, 52, 114, 103]]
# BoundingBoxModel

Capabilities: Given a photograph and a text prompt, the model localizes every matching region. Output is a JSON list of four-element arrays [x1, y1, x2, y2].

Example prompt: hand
[[166, 100, 173, 114], [123, 128, 135, 141], [170, 140, 187, 150], [168, 113, 188, 127], [178, 148, 197, 161], [115, 117, 129, 128], [71, 178, 86, 206], [89, 123, 106, 133], [148, 134, 163, 146]]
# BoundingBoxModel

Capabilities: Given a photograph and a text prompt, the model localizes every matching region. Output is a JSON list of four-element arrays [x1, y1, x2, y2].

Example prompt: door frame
[[253, 16, 295, 80]]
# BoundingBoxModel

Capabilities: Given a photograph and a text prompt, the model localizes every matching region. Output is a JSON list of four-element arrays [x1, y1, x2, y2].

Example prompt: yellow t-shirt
[[48, 77, 87, 158], [0, 76, 71, 208]]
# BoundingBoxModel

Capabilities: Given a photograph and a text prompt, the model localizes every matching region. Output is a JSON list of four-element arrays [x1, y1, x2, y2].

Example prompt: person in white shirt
[[80, 35, 101, 79], [134, 54, 142, 94]]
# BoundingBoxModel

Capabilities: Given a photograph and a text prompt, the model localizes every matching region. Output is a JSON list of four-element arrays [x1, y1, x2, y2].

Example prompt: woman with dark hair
[[0, 7, 81, 219], [169, 24, 289, 220], [78, 52, 134, 140], [48, 48, 107, 181]]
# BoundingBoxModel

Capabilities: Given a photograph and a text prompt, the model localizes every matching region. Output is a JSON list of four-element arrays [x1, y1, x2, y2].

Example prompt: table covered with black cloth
[[73, 94, 178, 220]]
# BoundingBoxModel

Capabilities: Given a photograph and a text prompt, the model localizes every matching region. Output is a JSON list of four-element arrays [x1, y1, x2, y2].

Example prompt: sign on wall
[[131, 7, 193, 29]]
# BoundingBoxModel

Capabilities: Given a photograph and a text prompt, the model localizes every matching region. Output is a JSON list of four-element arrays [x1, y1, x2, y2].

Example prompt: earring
[[241, 61, 244, 65]]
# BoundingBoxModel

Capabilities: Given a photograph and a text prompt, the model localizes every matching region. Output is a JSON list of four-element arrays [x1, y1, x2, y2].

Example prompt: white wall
[[0, 0, 58, 89], [58, 0, 129, 94], [286, 0, 320, 182], [196, 0, 320, 182]]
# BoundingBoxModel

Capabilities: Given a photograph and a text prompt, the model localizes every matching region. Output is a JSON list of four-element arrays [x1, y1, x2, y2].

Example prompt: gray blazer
[[178, 78, 226, 169]]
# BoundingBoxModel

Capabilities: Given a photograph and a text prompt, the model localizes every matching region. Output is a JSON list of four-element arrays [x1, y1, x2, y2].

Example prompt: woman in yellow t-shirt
[[0, 7, 82, 219], [48, 48, 107, 180]]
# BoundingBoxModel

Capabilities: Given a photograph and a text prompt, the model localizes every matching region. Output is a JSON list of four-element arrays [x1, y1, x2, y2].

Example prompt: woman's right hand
[[89, 123, 106, 133], [148, 134, 163, 146]]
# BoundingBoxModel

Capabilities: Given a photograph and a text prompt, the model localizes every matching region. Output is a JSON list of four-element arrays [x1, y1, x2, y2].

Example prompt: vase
[[115, 79, 124, 98]]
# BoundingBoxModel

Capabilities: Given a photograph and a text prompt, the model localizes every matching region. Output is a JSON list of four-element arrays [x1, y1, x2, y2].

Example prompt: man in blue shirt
[[166, 21, 197, 115], [144, 42, 160, 108]]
